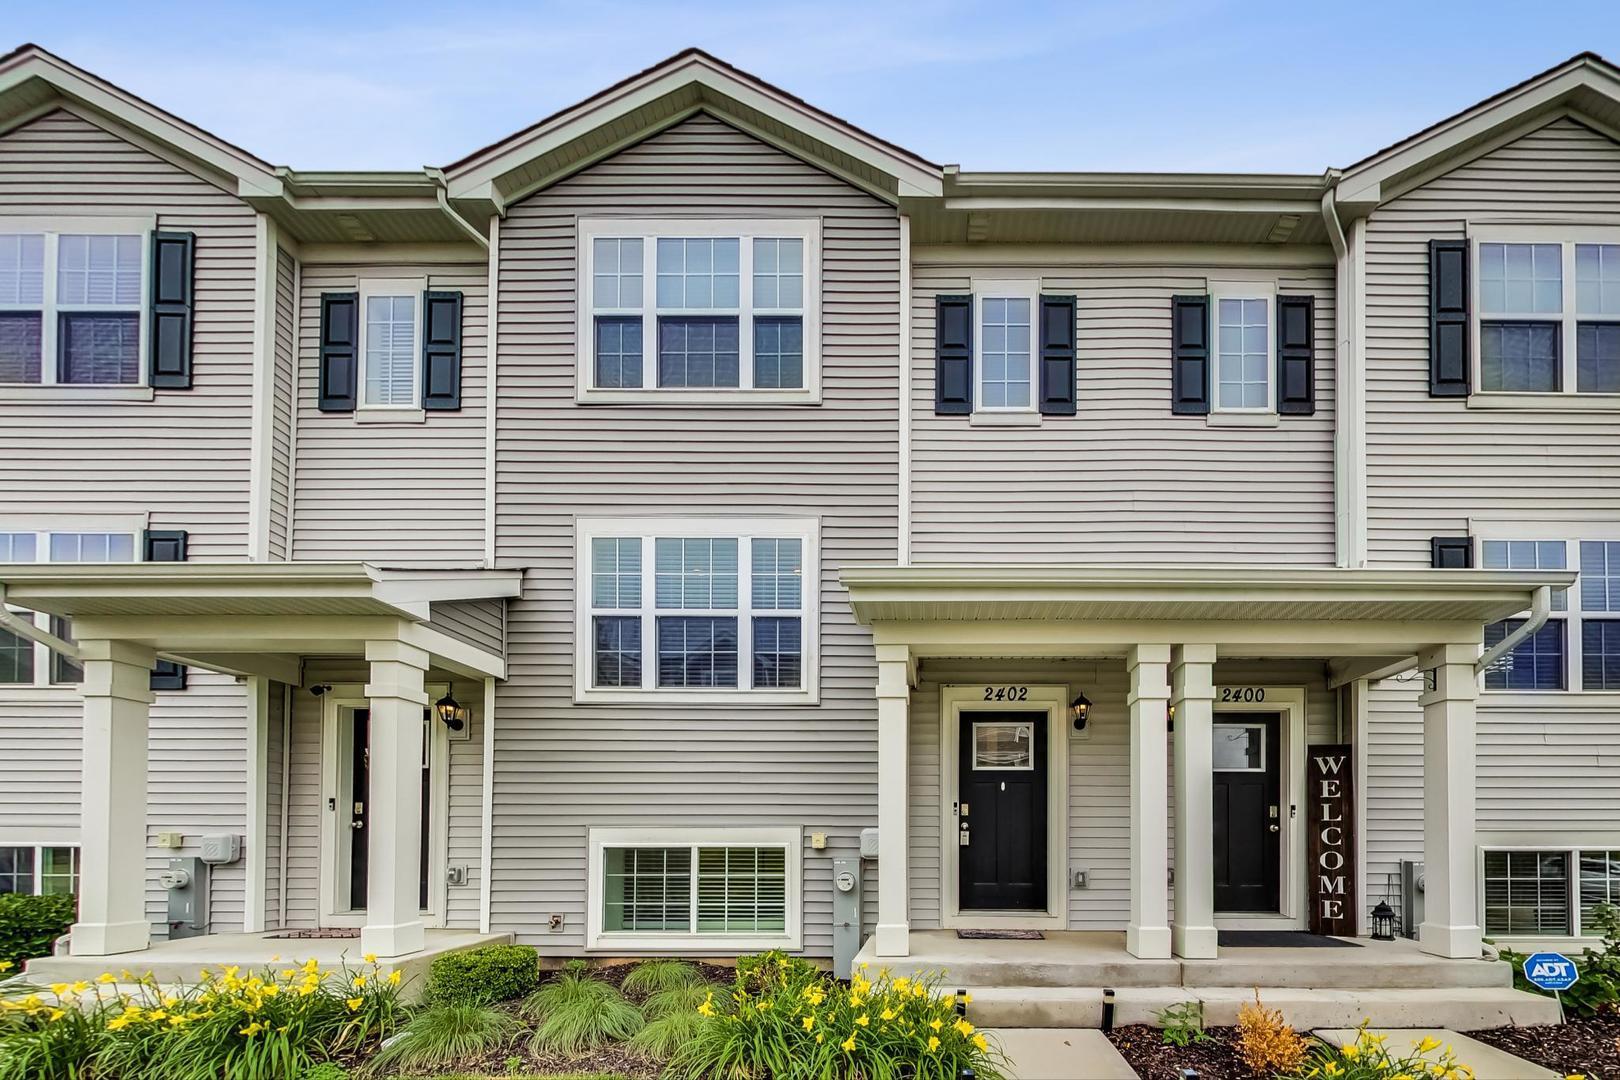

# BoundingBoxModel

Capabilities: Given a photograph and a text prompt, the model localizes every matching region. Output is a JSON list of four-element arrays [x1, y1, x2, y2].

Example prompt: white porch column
[[361, 639, 430, 958], [1170, 644, 1218, 959], [71, 639, 157, 956], [1417, 644, 1482, 959], [874, 644, 912, 957], [1126, 644, 1172, 959]]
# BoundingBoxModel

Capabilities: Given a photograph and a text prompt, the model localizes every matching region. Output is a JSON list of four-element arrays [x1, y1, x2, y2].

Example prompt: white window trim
[[356, 276, 425, 413], [0, 841, 81, 896], [0, 517, 145, 689], [971, 278, 1040, 417], [1469, 224, 1620, 403], [1473, 520, 1620, 696], [585, 826, 802, 952], [0, 215, 155, 391], [1209, 283, 1277, 417], [574, 516, 819, 705], [576, 218, 823, 405]]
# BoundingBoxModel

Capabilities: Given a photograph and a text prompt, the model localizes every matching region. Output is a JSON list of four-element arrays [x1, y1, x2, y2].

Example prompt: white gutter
[[425, 168, 491, 250], [0, 585, 78, 657], [1476, 584, 1553, 676]]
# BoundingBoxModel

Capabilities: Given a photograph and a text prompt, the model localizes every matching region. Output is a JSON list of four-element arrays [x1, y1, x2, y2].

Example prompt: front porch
[[856, 930, 1561, 1030]]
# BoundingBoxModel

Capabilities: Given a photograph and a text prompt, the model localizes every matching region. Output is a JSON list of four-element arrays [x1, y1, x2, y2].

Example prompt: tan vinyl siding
[[907, 658, 1335, 929], [263, 682, 288, 929], [269, 246, 297, 560], [1363, 118, 1620, 565], [910, 256, 1336, 564], [429, 599, 504, 657], [292, 264, 487, 563], [491, 113, 900, 955], [0, 109, 256, 557]]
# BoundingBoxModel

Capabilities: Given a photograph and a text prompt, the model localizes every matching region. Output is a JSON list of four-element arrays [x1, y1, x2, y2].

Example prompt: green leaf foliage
[[522, 965, 643, 1055], [0, 892, 76, 970], [364, 1004, 521, 1075], [619, 958, 704, 996], [424, 944, 541, 1007]]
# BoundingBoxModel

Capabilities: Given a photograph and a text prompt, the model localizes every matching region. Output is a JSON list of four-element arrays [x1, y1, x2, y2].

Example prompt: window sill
[[355, 408, 426, 424], [576, 387, 822, 406], [0, 385, 154, 403], [1480, 691, 1620, 710], [586, 931, 801, 953], [574, 686, 819, 707], [1206, 411, 1281, 428], [969, 411, 1042, 428], [1467, 392, 1620, 411]]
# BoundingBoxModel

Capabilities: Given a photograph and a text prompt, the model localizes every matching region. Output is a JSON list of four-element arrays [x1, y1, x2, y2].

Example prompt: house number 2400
[[982, 686, 1029, 701], [1219, 687, 1267, 703]]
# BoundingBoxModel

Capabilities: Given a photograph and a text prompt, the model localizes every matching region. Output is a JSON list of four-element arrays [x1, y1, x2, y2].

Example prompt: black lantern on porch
[[1370, 900, 1397, 941], [434, 685, 469, 732], [1068, 693, 1092, 732]]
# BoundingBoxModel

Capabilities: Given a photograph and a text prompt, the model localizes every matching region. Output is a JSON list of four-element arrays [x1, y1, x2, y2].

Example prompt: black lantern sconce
[[434, 684, 470, 732], [1370, 900, 1397, 941], [1069, 693, 1092, 732]]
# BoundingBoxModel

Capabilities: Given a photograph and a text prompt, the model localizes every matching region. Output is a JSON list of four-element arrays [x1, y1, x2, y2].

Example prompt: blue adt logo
[[1523, 952, 1579, 991]]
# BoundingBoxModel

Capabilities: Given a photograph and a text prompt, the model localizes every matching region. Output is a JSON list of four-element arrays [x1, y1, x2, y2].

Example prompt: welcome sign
[[1307, 744, 1356, 936]]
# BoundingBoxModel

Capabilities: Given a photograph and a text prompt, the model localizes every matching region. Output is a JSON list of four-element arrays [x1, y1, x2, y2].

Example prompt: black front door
[[1212, 713, 1282, 912], [959, 711, 1047, 911]]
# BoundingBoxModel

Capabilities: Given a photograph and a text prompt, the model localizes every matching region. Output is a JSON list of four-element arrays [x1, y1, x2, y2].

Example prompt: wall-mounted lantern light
[[1069, 693, 1092, 732], [434, 685, 469, 731]]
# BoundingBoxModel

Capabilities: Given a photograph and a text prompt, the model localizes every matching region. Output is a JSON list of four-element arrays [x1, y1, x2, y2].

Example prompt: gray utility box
[[832, 857, 863, 979], [1400, 860, 1425, 939], [161, 857, 209, 939]]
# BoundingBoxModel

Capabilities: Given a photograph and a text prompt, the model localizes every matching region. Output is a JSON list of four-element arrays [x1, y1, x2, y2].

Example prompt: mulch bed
[[1468, 1012, 1620, 1080], [1107, 1025, 1263, 1080]]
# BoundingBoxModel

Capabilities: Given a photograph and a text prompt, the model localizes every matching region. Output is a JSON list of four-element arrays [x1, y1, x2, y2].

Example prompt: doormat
[[264, 928, 361, 940], [955, 929, 1044, 940], [1217, 930, 1361, 948]]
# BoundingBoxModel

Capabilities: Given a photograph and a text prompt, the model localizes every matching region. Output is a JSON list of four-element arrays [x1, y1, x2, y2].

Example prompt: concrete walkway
[[1315, 1027, 1558, 1080], [988, 1028, 1137, 1080]]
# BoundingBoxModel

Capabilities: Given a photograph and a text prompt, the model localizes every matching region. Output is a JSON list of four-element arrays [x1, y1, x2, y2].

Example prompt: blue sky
[[10, 1, 1620, 172]]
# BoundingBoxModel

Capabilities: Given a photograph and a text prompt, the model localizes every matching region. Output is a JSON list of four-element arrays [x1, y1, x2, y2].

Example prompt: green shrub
[[523, 964, 643, 1055], [424, 943, 540, 1007], [620, 958, 703, 996], [0, 892, 75, 971], [363, 1003, 520, 1075], [667, 958, 1005, 1080]]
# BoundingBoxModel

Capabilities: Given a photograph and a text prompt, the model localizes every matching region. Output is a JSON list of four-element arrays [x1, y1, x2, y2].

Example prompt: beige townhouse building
[[1, 42, 1617, 1026]]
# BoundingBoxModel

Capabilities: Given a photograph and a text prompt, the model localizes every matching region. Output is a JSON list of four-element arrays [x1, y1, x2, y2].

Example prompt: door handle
[[350, 820, 365, 831], [1268, 824, 1280, 833]]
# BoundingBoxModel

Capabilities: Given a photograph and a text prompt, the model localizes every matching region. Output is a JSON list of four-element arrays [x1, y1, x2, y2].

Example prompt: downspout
[[0, 585, 78, 657], [425, 168, 490, 251], [1476, 585, 1553, 676]]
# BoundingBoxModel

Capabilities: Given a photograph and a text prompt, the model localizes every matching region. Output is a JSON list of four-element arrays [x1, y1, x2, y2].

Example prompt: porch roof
[[840, 565, 1572, 661]]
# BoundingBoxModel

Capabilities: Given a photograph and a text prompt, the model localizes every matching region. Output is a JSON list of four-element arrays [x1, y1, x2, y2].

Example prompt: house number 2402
[[982, 686, 1029, 701], [1219, 687, 1267, 703]]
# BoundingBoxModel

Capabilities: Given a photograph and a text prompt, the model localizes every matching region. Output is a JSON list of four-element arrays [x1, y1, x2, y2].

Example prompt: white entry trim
[[1212, 685, 1307, 931], [940, 684, 1069, 931], [317, 685, 451, 930]]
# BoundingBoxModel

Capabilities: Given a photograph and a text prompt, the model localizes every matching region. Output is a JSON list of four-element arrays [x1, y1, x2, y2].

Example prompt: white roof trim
[[444, 51, 942, 202]]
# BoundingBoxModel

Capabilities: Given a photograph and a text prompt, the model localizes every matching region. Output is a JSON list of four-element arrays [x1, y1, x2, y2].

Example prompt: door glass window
[[1213, 724, 1265, 771], [972, 721, 1034, 771]]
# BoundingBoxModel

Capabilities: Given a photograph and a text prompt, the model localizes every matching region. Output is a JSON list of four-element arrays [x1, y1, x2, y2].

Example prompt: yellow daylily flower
[[930, 1017, 943, 1031], [346, 997, 363, 1011], [841, 1034, 857, 1052], [96, 973, 116, 984], [1343, 1043, 1361, 1060], [815, 1032, 825, 1044], [1416, 1036, 1442, 1055], [973, 1033, 989, 1052], [387, 970, 401, 986], [880, 1008, 896, 1021], [0, 959, 12, 973], [364, 952, 378, 964], [755, 1000, 770, 1011], [954, 1018, 975, 1036], [353, 975, 367, 988], [49, 983, 69, 996], [48, 1008, 66, 1022], [697, 991, 716, 1018], [240, 1021, 263, 1037], [928, 1034, 942, 1051], [958, 992, 973, 1005], [803, 1014, 816, 1030]]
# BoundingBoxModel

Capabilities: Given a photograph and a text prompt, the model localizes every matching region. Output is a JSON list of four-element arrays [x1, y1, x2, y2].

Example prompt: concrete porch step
[[1181, 952, 1512, 989], [967, 986, 1562, 1031]]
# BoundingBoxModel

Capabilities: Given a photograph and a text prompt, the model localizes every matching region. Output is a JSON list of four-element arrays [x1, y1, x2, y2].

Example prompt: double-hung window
[[576, 518, 818, 703], [0, 525, 139, 687], [587, 826, 800, 950], [578, 220, 820, 402], [1479, 528, 1620, 692], [1211, 285, 1274, 414], [973, 280, 1036, 414], [1472, 228, 1620, 397], [358, 278, 422, 410], [0, 223, 148, 387], [0, 844, 80, 895]]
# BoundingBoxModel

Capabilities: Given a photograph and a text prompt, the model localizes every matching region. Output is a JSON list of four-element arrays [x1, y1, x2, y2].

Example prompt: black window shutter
[[1038, 294, 1077, 416], [935, 295, 973, 415], [1429, 239, 1470, 397], [1275, 294, 1315, 416], [1430, 536, 1473, 569], [1170, 295, 1210, 415], [149, 231, 195, 389], [318, 292, 359, 411], [421, 290, 463, 411], [143, 530, 189, 690]]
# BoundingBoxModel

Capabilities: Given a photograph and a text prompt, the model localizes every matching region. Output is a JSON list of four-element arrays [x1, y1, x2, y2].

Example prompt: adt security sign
[[1524, 952, 1579, 991]]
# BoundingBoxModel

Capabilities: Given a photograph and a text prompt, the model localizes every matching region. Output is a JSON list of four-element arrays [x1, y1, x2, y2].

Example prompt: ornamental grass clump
[[620, 957, 704, 996], [522, 959, 644, 1055], [0, 956, 405, 1080], [1288, 1023, 1477, 1080], [667, 950, 1006, 1080], [362, 1002, 521, 1075]]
